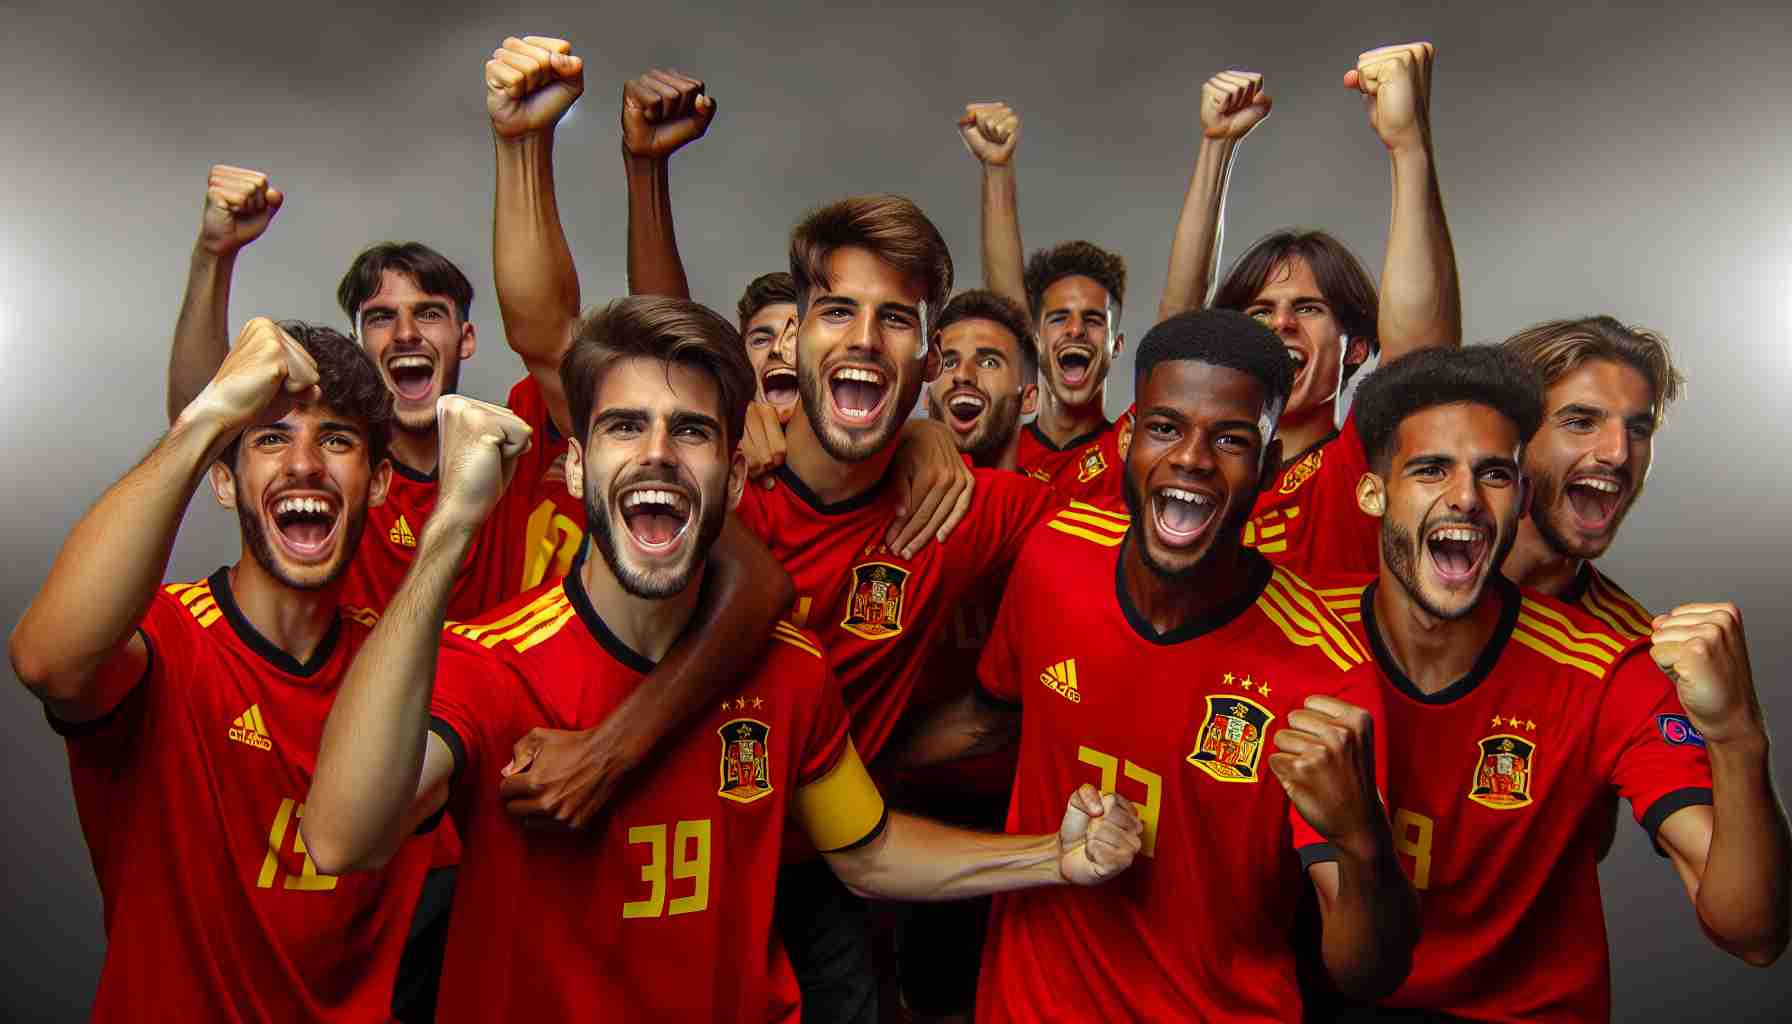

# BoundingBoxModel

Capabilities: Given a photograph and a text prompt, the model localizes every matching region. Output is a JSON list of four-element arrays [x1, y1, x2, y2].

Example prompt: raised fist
[[189, 317, 319, 430], [958, 102, 1019, 166], [1057, 784, 1145, 886], [1269, 695, 1388, 859], [199, 165, 283, 257], [1651, 603, 1764, 747], [621, 70, 716, 160], [1202, 71, 1272, 141], [486, 35, 585, 140], [436, 395, 533, 529], [1344, 41, 1435, 152]]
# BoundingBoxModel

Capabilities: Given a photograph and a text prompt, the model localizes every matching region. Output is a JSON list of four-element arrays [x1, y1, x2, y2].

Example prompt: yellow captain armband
[[795, 741, 887, 853]]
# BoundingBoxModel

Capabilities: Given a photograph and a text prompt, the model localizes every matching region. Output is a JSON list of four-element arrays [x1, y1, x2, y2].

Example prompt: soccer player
[[922, 289, 1040, 475], [1200, 42, 1461, 578], [902, 309, 1419, 1021], [739, 271, 802, 420], [298, 296, 1145, 1020], [1326, 345, 1789, 1020], [11, 319, 436, 1019]]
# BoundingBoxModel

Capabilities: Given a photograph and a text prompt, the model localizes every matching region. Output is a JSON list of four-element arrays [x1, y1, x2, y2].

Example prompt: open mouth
[[620, 486, 692, 554], [1425, 523, 1489, 586], [269, 494, 341, 562], [1151, 486, 1218, 549], [1285, 346, 1310, 380], [1055, 346, 1095, 388], [762, 367, 799, 407], [386, 354, 436, 403], [945, 390, 986, 433], [1563, 475, 1624, 531], [827, 366, 890, 426]]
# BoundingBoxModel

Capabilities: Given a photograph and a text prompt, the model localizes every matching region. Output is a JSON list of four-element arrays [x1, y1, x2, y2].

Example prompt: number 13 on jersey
[[1078, 746, 1162, 857]]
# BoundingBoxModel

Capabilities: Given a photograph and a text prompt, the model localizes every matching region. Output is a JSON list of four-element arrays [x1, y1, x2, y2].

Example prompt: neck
[[1274, 400, 1337, 465], [784, 406, 900, 504], [580, 552, 703, 663], [975, 430, 1023, 473], [226, 561, 339, 665], [1370, 573, 1505, 696], [389, 426, 440, 476], [1035, 387, 1108, 447], [1121, 534, 1256, 637], [1501, 518, 1583, 599]]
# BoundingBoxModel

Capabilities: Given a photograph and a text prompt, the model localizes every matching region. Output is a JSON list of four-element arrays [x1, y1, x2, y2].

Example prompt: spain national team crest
[[1116, 415, 1133, 458], [841, 562, 909, 640], [1187, 695, 1275, 782], [1467, 734, 1535, 809], [1278, 448, 1323, 495], [717, 718, 773, 804], [1077, 446, 1109, 483]]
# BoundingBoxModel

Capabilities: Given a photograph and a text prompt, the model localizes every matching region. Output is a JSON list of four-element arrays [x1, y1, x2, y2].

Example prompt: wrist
[[1386, 134, 1435, 166], [494, 127, 554, 161], [168, 400, 238, 456], [416, 512, 482, 554], [1706, 725, 1771, 763], [621, 146, 669, 175], [1330, 818, 1396, 868]]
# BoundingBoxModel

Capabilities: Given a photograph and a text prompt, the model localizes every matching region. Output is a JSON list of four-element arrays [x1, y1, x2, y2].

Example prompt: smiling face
[[1037, 275, 1119, 409], [212, 400, 390, 591], [1243, 256, 1367, 420], [1122, 360, 1275, 579], [354, 270, 476, 435], [569, 356, 744, 601], [924, 316, 1035, 463], [744, 301, 800, 420], [1367, 402, 1527, 621], [1524, 359, 1656, 561], [795, 246, 937, 463]]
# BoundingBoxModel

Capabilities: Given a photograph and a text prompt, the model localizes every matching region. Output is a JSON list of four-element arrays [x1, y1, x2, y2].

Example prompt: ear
[[209, 461, 238, 509], [1020, 382, 1040, 417], [565, 438, 585, 501], [725, 446, 747, 512], [1110, 330, 1126, 358], [367, 458, 393, 509], [922, 341, 942, 384], [1258, 438, 1283, 492], [1344, 334, 1370, 370], [458, 320, 478, 362], [1517, 470, 1533, 521], [1355, 471, 1386, 517]]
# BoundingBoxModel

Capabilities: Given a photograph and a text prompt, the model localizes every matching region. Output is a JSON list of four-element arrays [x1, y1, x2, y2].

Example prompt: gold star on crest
[[1491, 715, 1503, 728], [1258, 683, 1271, 698], [752, 697, 764, 709], [735, 698, 747, 710], [1525, 720, 1537, 732], [1222, 672, 1236, 686], [1240, 675, 1255, 693]]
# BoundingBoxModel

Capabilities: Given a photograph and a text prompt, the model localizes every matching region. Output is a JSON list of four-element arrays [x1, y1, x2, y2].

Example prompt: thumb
[[265, 187, 285, 211], [505, 732, 544, 776], [696, 93, 716, 119], [1342, 68, 1362, 91], [552, 52, 583, 76]]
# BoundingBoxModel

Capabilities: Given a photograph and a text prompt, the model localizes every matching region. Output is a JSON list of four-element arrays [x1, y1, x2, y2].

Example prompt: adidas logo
[[389, 515, 417, 548], [229, 704, 273, 751], [1039, 659, 1083, 703]]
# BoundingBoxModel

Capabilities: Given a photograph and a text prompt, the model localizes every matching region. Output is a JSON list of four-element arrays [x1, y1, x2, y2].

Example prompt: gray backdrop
[[4, 0, 1788, 1018]]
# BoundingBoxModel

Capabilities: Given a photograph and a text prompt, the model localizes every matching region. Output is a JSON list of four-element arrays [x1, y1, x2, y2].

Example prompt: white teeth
[[1160, 488, 1213, 505], [834, 367, 884, 385], [1575, 478, 1620, 493], [948, 396, 984, 415], [1430, 527, 1483, 543], [274, 497, 334, 516], [1286, 348, 1307, 366], [390, 355, 432, 371], [623, 489, 690, 514]]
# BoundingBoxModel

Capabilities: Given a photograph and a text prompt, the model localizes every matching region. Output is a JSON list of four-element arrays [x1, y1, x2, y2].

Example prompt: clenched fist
[[1202, 71, 1272, 141], [1270, 695, 1389, 860], [958, 102, 1019, 166], [434, 395, 533, 529], [621, 69, 716, 160], [1344, 41, 1435, 153], [186, 317, 319, 432], [1652, 602, 1765, 747], [1058, 784, 1145, 885], [199, 165, 283, 257], [487, 35, 585, 139]]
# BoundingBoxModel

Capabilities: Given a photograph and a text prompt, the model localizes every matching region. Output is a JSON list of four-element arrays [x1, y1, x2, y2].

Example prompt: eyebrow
[[973, 347, 1008, 361], [1554, 402, 1607, 419], [1139, 407, 1261, 435], [255, 419, 364, 437], [594, 408, 724, 433], [1248, 294, 1328, 307], [360, 299, 451, 315]]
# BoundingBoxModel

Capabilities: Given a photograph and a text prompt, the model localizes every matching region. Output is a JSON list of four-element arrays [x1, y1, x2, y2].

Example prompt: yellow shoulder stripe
[[450, 589, 566, 642], [771, 622, 824, 659], [343, 606, 379, 628], [1047, 521, 1127, 547], [1255, 570, 1368, 671], [1510, 626, 1607, 679], [1582, 576, 1652, 639], [451, 592, 573, 650], [1067, 501, 1130, 525], [1517, 599, 1624, 659], [796, 741, 887, 853], [511, 604, 577, 654], [166, 581, 222, 627]]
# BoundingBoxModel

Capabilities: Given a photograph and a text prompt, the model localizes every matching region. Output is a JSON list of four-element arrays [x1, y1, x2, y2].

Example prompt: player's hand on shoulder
[[1202, 70, 1272, 141], [486, 35, 585, 139], [1058, 783, 1144, 885], [1344, 41, 1434, 153], [435, 395, 533, 529], [621, 69, 716, 160], [1651, 602, 1764, 747], [182, 317, 319, 432], [887, 418, 975, 559], [1270, 694, 1390, 860], [740, 400, 787, 489], [958, 101, 1020, 166], [498, 727, 620, 830], [199, 165, 283, 256]]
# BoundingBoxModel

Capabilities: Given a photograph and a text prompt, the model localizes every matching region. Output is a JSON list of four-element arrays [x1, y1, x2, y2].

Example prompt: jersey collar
[[773, 464, 892, 516], [561, 540, 659, 674], [1360, 574, 1521, 705], [1280, 428, 1341, 470], [1025, 419, 1111, 454], [1113, 536, 1273, 646], [206, 567, 342, 678]]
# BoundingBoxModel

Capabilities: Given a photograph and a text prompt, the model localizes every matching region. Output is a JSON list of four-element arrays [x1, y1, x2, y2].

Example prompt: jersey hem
[[1641, 785, 1714, 852], [1297, 842, 1340, 869], [428, 716, 469, 788], [44, 628, 156, 737]]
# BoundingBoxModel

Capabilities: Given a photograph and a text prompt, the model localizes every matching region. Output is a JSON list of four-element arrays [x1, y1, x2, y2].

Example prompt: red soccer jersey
[[735, 464, 1062, 766], [1014, 409, 1133, 513], [340, 374, 585, 620], [55, 570, 435, 1022], [1322, 575, 1713, 1022], [426, 558, 883, 1021], [972, 508, 1381, 1023], [1246, 414, 1381, 578], [1563, 562, 1655, 642]]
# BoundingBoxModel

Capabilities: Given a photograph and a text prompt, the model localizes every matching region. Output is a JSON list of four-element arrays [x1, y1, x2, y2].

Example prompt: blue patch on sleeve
[[1657, 713, 1705, 748]]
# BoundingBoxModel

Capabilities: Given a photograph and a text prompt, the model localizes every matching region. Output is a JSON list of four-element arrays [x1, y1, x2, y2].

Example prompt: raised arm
[[488, 35, 586, 436], [303, 396, 533, 875], [166, 165, 283, 421], [959, 102, 1026, 311], [15, 319, 317, 722], [1348, 42, 1461, 360], [1650, 603, 1790, 966], [623, 69, 716, 300], [1157, 72, 1272, 321]]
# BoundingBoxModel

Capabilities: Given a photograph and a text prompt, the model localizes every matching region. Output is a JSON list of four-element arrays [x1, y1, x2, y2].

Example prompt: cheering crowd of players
[[10, 30, 1790, 1024]]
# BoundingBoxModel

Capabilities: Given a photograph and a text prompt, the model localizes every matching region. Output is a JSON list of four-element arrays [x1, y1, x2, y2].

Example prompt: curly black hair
[[934, 289, 1037, 378], [1354, 346, 1545, 472], [1023, 241, 1125, 320]]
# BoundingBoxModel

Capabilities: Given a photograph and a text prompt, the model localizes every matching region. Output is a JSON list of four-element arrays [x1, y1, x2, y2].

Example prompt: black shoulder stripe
[[428, 716, 469, 789], [1297, 842, 1340, 870]]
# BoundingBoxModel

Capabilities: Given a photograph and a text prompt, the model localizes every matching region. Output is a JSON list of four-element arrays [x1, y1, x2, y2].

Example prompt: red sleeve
[[427, 639, 510, 789], [1597, 647, 1715, 843], [48, 588, 195, 740], [958, 470, 1066, 577], [497, 375, 572, 516], [1292, 665, 1388, 866], [733, 481, 774, 542], [795, 638, 854, 786], [974, 550, 1031, 708]]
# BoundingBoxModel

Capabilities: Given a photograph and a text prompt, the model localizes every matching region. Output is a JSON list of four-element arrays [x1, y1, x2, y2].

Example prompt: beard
[[586, 482, 726, 601], [1527, 466, 1619, 561], [1381, 516, 1519, 621], [391, 361, 463, 435], [926, 388, 1022, 465], [797, 358, 917, 463], [237, 499, 364, 592], [1120, 467, 1255, 582]]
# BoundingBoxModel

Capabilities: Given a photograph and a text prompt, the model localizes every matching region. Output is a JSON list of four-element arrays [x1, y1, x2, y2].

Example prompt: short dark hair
[[220, 321, 394, 468], [789, 194, 953, 319], [1212, 230, 1379, 354], [736, 272, 799, 331], [561, 296, 755, 448], [934, 289, 1037, 380], [1023, 241, 1126, 320], [1502, 315, 1684, 431], [1354, 346, 1545, 471], [337, 242, 475, 325], [1134, 310, 1294, 422]]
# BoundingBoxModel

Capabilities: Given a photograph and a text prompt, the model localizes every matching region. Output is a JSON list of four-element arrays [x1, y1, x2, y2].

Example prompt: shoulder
[[1018, 501, 1130, 568], [442, 579, 576, 663], [1575, 567, 1655, 641], [1249, 566, 1373, 673], [504, 375, 544, 418], [1510, 586, 1637, 684]]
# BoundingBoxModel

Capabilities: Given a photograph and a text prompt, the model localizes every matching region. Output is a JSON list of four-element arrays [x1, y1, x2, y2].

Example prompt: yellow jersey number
[[622, 819, 713, 919], [1077, 746, 1163, 858]]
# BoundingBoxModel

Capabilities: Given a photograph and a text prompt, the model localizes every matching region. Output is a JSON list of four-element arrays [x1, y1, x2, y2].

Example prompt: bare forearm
[[167, 246, 236, 422], [980, 164, 1026, 310], [1378, 142, 1460, 360], [893, 692, 1016, 768], [1696, 736, 1791, 965], [1318, 840, 1420, 999], [625, 153, 691, 300], [833, 812, 1062, 901], [493, 131, 581, 371], [1158, 137, 1239, 321]]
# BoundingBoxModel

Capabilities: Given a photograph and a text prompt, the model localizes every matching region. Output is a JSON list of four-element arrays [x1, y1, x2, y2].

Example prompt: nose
[[1270, 305, 1299, 334], [639, 420, 677, 468], [282, 434, 326, 482], [394, 308, 422, 343], [1446, 467, 1482, 516], [1167, 428, 1217, 476], [1592, 419, 1629, 467]]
